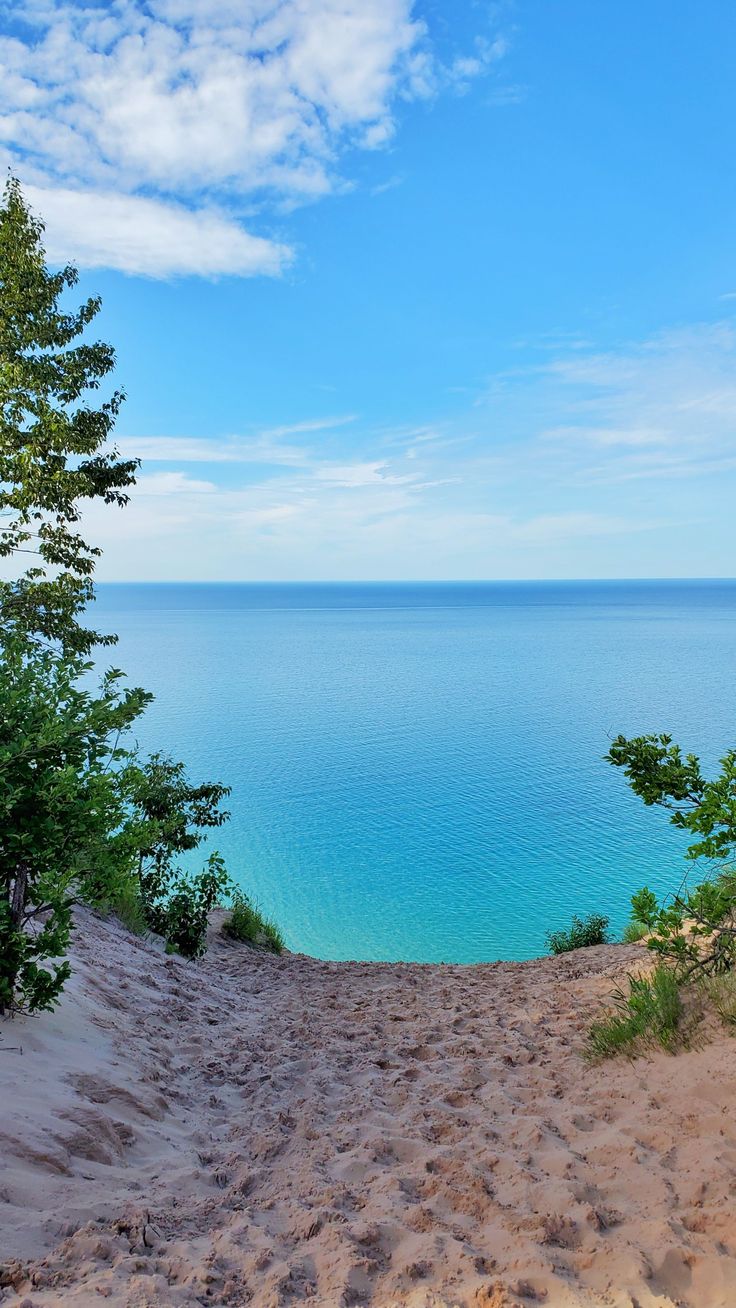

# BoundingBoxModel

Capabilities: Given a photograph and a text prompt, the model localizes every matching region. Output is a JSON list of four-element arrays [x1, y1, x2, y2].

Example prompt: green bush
[[0, 640, 149, 1016], [160, 855, 232, 959], [222, 892, 284, 953], [546, 913, 609, 955], [626, 876, 736, 979], [586, 965, 682, 1060]]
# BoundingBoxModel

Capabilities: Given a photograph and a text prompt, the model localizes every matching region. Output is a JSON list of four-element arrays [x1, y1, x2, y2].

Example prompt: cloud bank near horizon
[[71, 319, 734, 581]]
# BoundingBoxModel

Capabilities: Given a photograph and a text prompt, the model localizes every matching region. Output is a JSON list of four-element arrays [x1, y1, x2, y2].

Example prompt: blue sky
[[2, 0, 736, 579]]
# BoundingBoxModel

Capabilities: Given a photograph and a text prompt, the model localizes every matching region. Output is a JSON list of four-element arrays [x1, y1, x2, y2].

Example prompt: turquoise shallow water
[[94, 580, 736, 963]]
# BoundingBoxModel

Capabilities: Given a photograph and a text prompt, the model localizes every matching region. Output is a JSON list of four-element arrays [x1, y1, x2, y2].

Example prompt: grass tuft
[[546, 912, 609, 955], [622, 918, 649, 944], [586, 965, 682, 1061], [104, 879, 149, 937], [700, 973, 736, 1027], [222, 891, 284, 954]]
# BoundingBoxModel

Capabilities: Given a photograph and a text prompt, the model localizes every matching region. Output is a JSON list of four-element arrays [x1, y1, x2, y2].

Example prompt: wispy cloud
[[1, 0, 504, 277], [84, 317, 736, 579], [134, 471, 217, 495], [115, 416, 357, 465], [315, 461, 420, 487]]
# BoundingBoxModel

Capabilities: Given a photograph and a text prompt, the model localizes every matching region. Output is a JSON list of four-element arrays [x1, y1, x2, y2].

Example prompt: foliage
[[103, 877, 149, 937], [0, 636, 150, 1014], [607, 733, 736, 864], [122, 753, 232, 956], [0, 177, 138, 654], [546, 912, 609, 955], [0, 636, 236, 1004], [0, 180, 262, 1010], [586, 965, 683, 1060], [162, 854, 233, 959], [607, 736, 736, 981], [618, 874, 736, 979], [223, 891, 284, 953]]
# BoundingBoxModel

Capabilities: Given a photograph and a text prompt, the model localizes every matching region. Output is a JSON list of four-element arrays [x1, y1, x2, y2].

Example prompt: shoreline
[[2, 910, 736, 1307]]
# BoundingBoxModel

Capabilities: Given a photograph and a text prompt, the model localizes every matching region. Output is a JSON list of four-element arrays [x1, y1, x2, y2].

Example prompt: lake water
[[94, 580, 736, 963]]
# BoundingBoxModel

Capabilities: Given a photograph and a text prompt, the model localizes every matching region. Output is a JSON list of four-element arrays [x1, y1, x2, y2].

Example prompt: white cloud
[[0, 0, 502, 276], [315, 460, 419, 487], [115, 416, 356, 464], [24, 185, 292, 278], [509, 322, 736, 485], [134, 471, 217, 494], [540, 425, 669, 448]]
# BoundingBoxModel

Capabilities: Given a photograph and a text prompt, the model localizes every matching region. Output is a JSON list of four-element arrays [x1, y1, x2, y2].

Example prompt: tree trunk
[[10, 865, 29, 929], [1, 865, 29, 1016]]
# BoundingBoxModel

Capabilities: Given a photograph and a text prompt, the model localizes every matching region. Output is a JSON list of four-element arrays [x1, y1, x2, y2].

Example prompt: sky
[[1, 0, 736, 580]]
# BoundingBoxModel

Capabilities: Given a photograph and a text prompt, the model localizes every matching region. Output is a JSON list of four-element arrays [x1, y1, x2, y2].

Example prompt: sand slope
[[1, 910, 736, 1308]]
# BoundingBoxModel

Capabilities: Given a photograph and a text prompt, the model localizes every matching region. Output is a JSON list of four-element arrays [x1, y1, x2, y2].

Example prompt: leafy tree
[[607, 735, 736, 977], [0, 636, 150, 1014], [122, 754, 233, 956], [0, 176, 138, 653], [162, 854, 233, 959], [0, 180, 276, 1011]]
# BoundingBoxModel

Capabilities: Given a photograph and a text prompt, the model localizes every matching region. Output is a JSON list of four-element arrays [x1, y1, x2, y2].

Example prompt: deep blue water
[[93, 580, 736, 963]]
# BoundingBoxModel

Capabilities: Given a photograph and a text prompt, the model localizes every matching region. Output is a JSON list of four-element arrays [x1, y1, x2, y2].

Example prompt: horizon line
[[93, 576, 736, 585]]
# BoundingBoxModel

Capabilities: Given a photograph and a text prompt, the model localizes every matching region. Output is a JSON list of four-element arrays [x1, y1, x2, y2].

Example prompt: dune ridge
[[2, 910, 736, 1307]]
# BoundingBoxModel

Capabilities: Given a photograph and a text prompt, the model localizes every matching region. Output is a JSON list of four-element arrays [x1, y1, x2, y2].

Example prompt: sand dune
[[2, 910, 736, 1307]]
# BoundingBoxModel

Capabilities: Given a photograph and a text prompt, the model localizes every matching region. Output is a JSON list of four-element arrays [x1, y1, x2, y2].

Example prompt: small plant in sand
[[621, 917, 649, 944], [586, 964, 683, 1061], [222, 891, 284, 953], [546, 912, 609, 955]]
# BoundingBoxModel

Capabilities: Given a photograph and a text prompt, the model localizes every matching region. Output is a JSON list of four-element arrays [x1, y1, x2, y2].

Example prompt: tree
[[607, 734, 736, 977], [0, 636, 151, 1014], [122, 755, 233, 957], [0, 176, 138, 653], [0, 180, 249, 1013], [607, 734, 736, 862]]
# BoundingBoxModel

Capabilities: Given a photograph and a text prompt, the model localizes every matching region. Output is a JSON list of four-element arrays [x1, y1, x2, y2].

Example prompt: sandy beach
[[2, 911, 736, 1308]]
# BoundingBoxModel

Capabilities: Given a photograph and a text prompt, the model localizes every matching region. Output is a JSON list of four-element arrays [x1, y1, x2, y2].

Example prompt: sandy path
[[1, 910, 736, 1307]]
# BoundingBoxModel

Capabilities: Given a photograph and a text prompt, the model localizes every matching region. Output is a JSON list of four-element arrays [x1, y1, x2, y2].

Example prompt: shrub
[[0, 640, 149, 1016], [546, 913, 609, 955], [607, 735, 736, 979], [586, 965, 682, 1060], [123, 756, 234, 959], [222, 892, 284, 953], [625, 875, 736, 980], [161, 855, 232, 959]]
